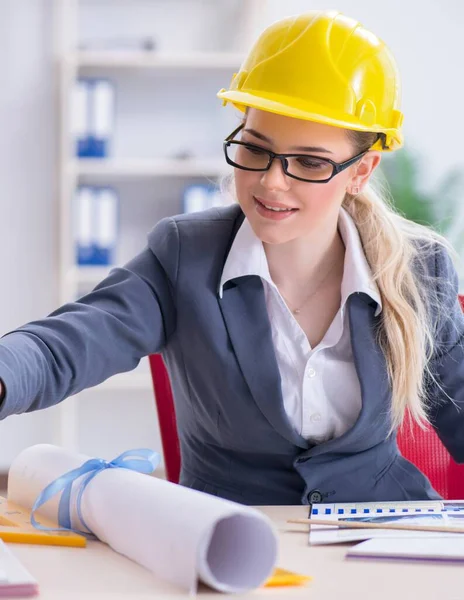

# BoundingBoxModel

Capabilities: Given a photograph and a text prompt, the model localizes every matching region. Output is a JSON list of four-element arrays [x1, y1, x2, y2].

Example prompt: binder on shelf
[[74, 186, 119, 266], [94, 187, 118, 265], [72, 78, 115, 158], [182, 184, 223, 214], [92, 79, 115, 158], [71, 79, 90, 158], [75, 185, 94, 265]]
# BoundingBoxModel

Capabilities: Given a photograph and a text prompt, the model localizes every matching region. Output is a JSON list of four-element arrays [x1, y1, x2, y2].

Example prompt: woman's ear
[[348, 152, 381, 193]]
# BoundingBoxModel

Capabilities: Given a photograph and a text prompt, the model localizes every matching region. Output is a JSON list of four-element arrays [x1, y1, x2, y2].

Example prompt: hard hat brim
[[217, 89, 403, 152]]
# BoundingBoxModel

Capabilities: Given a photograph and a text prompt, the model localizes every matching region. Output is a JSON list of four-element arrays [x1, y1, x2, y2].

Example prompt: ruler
[[0, 496, 86, 547]]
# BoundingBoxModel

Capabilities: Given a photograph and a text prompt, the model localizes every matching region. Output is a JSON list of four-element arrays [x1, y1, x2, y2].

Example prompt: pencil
[[287, 518, 464, 534]]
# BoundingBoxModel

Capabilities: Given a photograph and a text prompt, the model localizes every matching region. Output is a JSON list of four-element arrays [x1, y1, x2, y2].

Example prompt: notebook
[[0, 540, 38, 596], [347, 537, 464, 563]]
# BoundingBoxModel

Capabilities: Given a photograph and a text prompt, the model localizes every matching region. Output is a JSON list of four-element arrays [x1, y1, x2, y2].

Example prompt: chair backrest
[[396, 294, 464, 499], [148, 354, 181, 483], [149, 295, 464, 496], [397, 416, 464, 499]]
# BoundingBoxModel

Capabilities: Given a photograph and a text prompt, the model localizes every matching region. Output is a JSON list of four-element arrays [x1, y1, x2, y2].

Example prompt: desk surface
[[9, 505, 464, 599]]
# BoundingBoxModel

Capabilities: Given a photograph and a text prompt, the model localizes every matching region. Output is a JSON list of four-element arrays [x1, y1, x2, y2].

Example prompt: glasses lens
[[286, 156, 333, 181], [226, 143, 270, 170]]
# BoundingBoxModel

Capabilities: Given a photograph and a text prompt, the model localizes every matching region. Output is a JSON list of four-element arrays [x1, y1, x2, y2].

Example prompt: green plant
[[378, 147, 464, 235], [377, 147, 464, 287]]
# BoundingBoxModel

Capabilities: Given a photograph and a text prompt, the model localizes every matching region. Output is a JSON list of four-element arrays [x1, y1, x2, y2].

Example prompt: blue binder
[[75, 185, 94, 265], [72, 79, 115, 158], [75, 186, 119, 265], [93, 186, 119, 265]]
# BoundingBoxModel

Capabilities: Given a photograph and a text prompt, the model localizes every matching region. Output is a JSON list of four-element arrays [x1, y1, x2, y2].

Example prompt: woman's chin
[[242, 206, 301, 245], [251, 224, 295, 245]]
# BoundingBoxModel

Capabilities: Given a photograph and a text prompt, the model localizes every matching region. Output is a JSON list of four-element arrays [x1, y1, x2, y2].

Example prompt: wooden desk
[[9, 505, 464, 599]]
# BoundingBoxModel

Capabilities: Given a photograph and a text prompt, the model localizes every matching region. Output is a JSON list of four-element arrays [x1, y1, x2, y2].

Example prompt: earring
[[351, 186, 360, 195]]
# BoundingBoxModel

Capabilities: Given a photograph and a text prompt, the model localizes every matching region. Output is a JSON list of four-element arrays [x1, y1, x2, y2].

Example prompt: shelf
[[53, 0, 258, 449], [69, 158, 231, 179], [69, 51, 244, 70]]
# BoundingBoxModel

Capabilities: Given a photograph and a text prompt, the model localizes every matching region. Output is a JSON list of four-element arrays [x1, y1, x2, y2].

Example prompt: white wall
[[0, 0, 58, 469], [0, 0, 462, 470]]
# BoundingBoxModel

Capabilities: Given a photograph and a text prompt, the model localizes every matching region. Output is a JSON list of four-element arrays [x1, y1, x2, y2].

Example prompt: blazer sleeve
[[0, 216, 179, 419], [428, 244, 464, 462]]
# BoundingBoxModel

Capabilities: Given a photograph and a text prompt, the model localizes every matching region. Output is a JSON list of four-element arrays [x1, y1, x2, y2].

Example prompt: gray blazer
[[0, 205, 463, 505]]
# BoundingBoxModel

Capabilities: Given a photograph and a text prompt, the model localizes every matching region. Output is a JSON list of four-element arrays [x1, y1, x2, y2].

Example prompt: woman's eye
[[297, 157, 325, 169], [245, 146, 267, 156]]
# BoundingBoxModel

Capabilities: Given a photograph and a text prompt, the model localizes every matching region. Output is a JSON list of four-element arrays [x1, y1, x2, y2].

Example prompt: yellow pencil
[[0, 496, 86, 547]]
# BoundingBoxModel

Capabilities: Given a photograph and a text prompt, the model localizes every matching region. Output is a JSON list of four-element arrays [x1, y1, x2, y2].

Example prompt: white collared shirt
[[219, 207, 382, 443]]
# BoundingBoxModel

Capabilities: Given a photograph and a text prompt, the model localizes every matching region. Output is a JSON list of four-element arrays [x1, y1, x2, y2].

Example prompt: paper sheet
[[347, 537, 464, 562], [0, 539, 38, 597], [309, 500, 464, 545], [8, 445, 278, 595]]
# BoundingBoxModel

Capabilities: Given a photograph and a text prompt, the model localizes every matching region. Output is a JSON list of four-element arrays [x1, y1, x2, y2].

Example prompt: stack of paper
[[309, 500, 464, 564], [347, 537, 464, 563]]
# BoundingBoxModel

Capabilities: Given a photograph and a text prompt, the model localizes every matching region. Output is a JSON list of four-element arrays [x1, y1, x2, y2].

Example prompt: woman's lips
[[253, 196, 298, 220]]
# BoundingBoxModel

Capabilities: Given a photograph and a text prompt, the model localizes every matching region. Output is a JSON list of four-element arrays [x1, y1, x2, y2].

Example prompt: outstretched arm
[[0, 217, 178, 419]]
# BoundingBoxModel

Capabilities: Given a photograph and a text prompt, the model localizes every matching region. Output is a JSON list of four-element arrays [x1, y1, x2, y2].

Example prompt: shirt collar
[[218, 214, 274, 297], [218, 207, 382, 316]]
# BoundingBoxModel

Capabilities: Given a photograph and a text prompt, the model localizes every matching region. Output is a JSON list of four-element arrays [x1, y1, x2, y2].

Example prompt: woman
[[0, 10, 463, 506]]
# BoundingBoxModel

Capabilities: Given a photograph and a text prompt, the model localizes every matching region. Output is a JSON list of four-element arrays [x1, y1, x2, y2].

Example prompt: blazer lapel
[[219, 276, 309, 449], [304, 292, 390, 458]]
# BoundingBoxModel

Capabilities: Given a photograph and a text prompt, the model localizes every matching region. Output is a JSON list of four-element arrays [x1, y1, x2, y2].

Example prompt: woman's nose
[[260, 157, 291, 192]]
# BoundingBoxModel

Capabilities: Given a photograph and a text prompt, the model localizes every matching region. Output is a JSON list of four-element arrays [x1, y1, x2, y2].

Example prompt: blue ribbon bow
[[31, 448, 160, 538]]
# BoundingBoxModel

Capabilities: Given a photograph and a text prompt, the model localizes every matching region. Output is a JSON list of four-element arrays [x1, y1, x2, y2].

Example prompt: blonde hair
[[346, 130, 457, 432], [223, 125, 459, 433]]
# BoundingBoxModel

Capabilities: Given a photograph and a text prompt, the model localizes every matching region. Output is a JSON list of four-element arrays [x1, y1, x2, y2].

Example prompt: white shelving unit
[[52, 0, 265, 451], [70, 157, 229, 178], [72, 51, 246, 69]]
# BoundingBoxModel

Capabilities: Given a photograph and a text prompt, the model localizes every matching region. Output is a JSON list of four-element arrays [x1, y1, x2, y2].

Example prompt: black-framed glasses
[[223, 123, 369, 183]]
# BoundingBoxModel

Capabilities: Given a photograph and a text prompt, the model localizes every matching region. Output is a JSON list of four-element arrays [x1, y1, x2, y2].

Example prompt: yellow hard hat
[[217, 10, 404, 151]]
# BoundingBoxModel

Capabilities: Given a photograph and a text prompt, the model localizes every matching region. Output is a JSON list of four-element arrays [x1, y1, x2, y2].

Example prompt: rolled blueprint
[[8, 445, 278, 595]]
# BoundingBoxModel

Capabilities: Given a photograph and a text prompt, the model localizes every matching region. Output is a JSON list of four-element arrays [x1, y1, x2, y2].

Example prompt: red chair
[[149, 354, 181, 484], [396, 294, 464, 499], [149, 296, 464, 498], [397, 416, 464, 499]]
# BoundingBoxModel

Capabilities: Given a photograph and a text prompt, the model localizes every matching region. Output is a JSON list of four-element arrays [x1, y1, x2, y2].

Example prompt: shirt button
[[306, 367, 316, 378], [310, 413, 322, 422]]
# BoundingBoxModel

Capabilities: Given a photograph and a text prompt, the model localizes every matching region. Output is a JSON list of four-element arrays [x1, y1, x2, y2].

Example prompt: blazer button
[[308, 490, 323, 504]]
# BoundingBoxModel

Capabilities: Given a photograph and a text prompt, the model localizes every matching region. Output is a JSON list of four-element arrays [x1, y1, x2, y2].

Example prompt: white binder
[[71, 79, 90, 157], [91, 79, 115, 156], [94, 187, 118, 264], [71, 79, 115, 157]]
